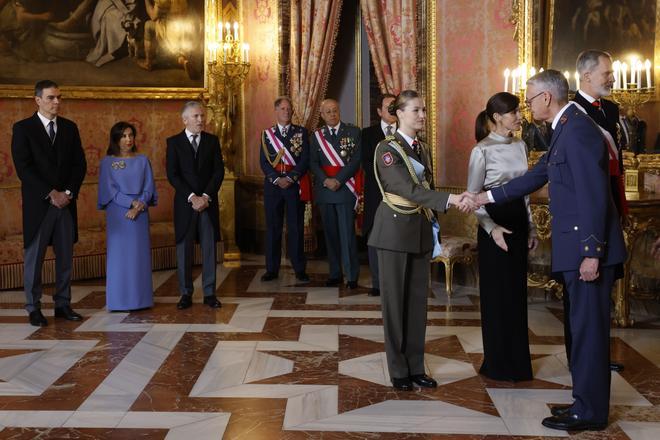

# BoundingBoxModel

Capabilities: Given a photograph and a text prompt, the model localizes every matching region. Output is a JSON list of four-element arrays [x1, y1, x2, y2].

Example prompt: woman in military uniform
[[368, 90, 472, 390]]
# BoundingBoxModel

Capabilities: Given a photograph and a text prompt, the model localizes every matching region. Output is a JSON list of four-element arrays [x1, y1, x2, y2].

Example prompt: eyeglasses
[[524, 91, 546, 107]]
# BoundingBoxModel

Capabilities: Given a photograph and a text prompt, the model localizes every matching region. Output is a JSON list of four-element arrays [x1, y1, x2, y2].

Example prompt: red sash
[[600, 129, 628, 216], [315, 129, 362, 210], [265, 127, 312, 202], [280, 164, 312, 202]]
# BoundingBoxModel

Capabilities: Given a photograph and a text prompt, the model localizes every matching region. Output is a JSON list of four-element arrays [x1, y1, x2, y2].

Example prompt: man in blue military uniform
[[310, 99, 362, 289], [259, 96, 310, 282], [477, 70, 626, 431]]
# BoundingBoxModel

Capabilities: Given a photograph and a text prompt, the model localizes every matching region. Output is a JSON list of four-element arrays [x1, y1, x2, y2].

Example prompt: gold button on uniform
[[574, 226, 578, 230], [597, 246, 602, 252]]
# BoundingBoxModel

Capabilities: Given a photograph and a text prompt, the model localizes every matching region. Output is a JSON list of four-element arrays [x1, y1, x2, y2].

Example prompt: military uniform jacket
[[491, 104, 626, 273], [367, 132, 449, 254], [259, 124, 310, 184], [309, 122, 361, 204]]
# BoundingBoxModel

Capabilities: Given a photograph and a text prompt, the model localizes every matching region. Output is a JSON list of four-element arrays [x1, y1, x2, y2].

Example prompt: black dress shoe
[[550, 405, 572, 417], [54, 306, 82, 321], [177, 295, 192, 310], [410, 374, 438, 388], [368, 288, 380, 297], [261, 271, 278, 282], [541, 414, 607, 431], [347, 281, 358, 289], [391, 377, 413, 391], [610, 362, 624, 372], [295, 272, 310, 282], [325, 277, 342, 287], [203, 296, 222, 308], [29, 310, 48, 327]]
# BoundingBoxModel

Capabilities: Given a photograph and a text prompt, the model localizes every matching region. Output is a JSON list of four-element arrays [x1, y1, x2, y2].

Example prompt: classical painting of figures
[[548, 0, 656, 73], [0, 0, 205, 95]]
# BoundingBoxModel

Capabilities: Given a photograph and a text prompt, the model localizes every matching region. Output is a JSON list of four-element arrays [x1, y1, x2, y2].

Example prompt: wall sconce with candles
[[611, 56, 654, 116], [201, 0, 251, 263], [204, 18, 250, 174]]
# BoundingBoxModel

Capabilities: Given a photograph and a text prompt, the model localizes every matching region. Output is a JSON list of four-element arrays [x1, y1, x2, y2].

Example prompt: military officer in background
[[259, 96, 311, 282], [361, 93, 397, 297], [310, 99, 362, 289]]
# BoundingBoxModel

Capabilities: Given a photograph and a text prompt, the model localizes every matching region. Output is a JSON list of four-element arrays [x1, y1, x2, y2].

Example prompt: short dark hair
[[274, 96, 292, 107], [379, 93, 396, 107], [107, 122, 138, 156], [388, 90, 420, 116], [34, 80, 59, 97], [474, 92, 520, 142]]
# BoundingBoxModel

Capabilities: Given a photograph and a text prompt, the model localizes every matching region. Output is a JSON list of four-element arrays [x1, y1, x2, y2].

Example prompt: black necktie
[[191, 134, 199, 156], [330, 127, 336, 138], [48, 120, 55, 144], [385, 125, 393, 136], [412, 139, 420, 156]]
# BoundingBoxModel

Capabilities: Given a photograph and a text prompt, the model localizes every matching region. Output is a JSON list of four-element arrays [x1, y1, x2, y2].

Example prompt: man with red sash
[[569, 49, 626, 373], [310, 99, 362, 289], [259, 96, 311, 282]]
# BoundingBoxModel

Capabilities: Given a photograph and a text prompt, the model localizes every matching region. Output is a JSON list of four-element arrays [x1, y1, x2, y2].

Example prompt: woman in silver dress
[[467, 92, 538, 381]]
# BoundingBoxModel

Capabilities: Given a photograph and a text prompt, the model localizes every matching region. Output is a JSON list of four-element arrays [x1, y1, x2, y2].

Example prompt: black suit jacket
[[166, 130, 225, 243], [360, 123, 386, 237], [11, 113, 87, 246], [574, 91, 625, 214]]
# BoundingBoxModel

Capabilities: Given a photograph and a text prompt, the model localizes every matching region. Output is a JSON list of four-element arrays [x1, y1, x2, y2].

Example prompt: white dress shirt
[[184, 129, 210, 202]]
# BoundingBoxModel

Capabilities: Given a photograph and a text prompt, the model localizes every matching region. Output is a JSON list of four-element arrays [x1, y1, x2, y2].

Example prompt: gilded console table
[[613, 191, 660, 327], [528, 188, 660, 327]]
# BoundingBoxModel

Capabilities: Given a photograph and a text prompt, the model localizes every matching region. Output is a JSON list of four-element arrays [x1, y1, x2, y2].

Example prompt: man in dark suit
[[11, 79, 87, 326], [259, 96, 310, 282], [310, 99, 362, 289], [477, 70, 626, 431], [166, 101, 225, 310], [360, 93, 396, 296], [573, 49, 626, 373]]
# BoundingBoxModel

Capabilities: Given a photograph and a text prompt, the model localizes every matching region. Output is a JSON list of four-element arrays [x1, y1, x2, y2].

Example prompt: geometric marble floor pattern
[[0, 255, 659, 439]]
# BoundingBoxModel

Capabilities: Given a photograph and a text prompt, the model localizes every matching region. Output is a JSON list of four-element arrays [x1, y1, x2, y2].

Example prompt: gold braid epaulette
[[261, 130, 284, 168], [373, 138, 434, 222]]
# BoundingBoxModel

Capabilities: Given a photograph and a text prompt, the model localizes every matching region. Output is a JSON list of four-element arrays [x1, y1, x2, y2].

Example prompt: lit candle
[[233, 22, 239, 40], [630, 57, 637, 85], [512, 68, 519, 93], [621, 63, 628, 89], [225, 21, 231, 41], [223, 42, 228, 62], [504, 68, 510, 92], [244, 43, 249, 63], [218, 22, 223, 42], [574, 71, 580, 91], [612, 60, 620, 89], [645, 59, 652, 88], [521, 62, 527, 85], [539, 67, 544, 73], [636, 60, 643, 89], [563, 71, 570, 89]]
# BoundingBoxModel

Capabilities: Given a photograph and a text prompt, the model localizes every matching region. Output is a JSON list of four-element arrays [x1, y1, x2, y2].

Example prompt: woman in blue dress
[[98, 121, 157, 311]]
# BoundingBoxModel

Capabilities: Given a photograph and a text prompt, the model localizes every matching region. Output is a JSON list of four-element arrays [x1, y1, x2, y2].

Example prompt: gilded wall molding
[[426, 0, 437, 183]]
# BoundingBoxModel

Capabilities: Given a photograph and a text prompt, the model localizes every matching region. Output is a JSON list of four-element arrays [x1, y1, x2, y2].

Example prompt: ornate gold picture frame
[[0, 0, 208, 99], [513, 0, 660, 90]]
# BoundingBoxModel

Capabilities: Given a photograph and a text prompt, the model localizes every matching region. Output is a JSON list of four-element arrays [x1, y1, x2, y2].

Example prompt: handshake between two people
[[446, 191, 490, 213]]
